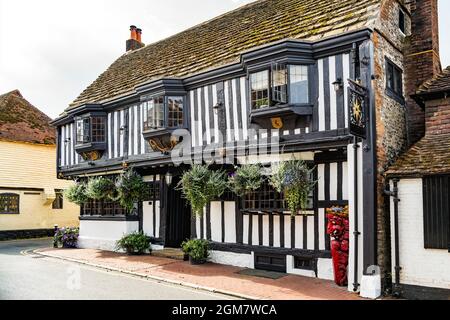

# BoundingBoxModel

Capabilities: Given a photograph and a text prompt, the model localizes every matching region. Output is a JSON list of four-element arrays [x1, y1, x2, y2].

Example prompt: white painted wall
[[142, 200, 160, 238], [78, 220, 139, 251], [208, 250, 254, 269], [390, 179, 450, 290]]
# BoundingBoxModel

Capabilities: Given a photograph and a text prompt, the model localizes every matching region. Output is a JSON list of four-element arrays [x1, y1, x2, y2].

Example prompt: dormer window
[[250, 64, 309, 110]]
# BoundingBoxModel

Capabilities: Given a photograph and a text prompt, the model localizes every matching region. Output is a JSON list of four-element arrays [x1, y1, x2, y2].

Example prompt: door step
[[152, 248, 187, 261]]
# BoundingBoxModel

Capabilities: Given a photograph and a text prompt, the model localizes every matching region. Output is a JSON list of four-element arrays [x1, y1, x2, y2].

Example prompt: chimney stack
[[126, 25, 144, 52], [405, 0, 442, 145]]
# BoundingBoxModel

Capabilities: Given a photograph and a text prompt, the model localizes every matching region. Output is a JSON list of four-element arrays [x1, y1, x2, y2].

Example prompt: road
[[0, 238, 231, 300]]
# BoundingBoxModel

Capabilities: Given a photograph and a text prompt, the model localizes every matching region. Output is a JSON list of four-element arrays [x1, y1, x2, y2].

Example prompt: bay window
[[75, 116, 106, 144], [250, 63, 309, 110], [143, 95, 185, 130]]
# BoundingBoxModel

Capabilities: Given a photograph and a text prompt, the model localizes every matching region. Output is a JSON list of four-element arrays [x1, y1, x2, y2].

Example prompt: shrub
[[228, 164, 264, 196], [64, 183, 89, 205], [54, 227, 79, 248], [270, 160, 317, 216], [181, 239, 209, 262], [116, 231, 151, 255], [85, 177, 116, 200]]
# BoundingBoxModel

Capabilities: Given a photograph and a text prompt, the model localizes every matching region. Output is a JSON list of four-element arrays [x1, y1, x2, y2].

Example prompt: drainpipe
[[384, 178, 401, 297], [353, 136, 361, 292]]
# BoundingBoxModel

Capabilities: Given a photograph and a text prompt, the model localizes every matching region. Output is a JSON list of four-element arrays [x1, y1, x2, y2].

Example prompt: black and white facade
[[53, 30, 376, 295]]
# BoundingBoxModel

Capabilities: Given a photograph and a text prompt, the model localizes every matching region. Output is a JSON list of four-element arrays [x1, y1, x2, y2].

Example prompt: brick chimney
[[404, 0, 442, 145], [126, 25, 144, 52]]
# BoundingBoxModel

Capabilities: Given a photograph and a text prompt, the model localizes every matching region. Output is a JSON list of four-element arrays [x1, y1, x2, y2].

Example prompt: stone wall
[[372, 0, 410, 290]]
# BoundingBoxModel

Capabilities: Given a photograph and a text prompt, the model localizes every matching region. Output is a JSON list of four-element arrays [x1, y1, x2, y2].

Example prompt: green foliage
[[64, 182, 89, 205], [115, 170, 148, 211], [228, 164, 264, 196], [116, 231, 151, 254], [270, 160, 317, 216], [181, 239, 209, 261], [178, 165, 227, 216], [85, 177, 116, 200]]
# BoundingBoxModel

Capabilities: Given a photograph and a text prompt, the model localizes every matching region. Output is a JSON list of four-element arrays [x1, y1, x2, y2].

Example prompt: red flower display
[[326, 206, 349, 287]]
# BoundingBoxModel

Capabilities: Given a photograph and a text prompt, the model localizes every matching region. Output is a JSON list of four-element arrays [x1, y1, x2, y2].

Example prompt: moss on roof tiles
[[67, 0, 381, 111], [386, 133, 450, 177], [0, 90, 55, 145]]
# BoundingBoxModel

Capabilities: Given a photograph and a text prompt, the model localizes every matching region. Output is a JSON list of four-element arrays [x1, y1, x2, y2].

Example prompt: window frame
[[75, 114, 107, 145], [399, 9, 405, 34], [385, 57, 404, 104], [52, 190, 64, 210], [143, 95, 186, 131], [0, 193, 20, 214], [249, 63, 311, 110]]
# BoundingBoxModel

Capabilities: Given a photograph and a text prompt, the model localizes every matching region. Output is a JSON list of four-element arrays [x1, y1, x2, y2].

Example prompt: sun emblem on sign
[[353, 99, 362, 123]]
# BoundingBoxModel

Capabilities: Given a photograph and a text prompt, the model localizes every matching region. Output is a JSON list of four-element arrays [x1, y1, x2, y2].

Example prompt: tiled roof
[[67, 0, 381, 111], [417, 66, 450, 95], [386, 133, 450, 177], [0, 90, 56, 145]]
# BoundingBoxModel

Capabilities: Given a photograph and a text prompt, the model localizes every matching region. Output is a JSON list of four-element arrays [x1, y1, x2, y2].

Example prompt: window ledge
[[249, 105, 313, 130], [74, 142, 107, 153]]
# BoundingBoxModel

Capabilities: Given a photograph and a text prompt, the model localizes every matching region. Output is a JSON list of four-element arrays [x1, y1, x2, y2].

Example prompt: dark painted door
[[164, 178, 191, 248]]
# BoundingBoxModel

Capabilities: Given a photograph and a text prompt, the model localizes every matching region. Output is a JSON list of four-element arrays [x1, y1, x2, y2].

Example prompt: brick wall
[[425, 98, 450, 135], [404, 0, 441, 145]]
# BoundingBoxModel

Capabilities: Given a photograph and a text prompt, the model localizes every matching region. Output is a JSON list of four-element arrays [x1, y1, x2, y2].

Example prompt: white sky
[[0, 0, 449, 119]]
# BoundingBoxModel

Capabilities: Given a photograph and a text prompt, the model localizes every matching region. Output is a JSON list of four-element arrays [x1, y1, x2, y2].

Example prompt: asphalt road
[[0, 238, 231, 300]]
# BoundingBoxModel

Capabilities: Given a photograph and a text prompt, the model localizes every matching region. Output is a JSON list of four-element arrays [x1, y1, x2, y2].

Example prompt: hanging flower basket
[[326, 206, 349, 286]]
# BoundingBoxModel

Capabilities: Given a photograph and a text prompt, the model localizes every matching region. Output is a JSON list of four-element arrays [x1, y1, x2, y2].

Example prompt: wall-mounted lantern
[[332, 78, 344, 92], [165, 172, 173, 186]]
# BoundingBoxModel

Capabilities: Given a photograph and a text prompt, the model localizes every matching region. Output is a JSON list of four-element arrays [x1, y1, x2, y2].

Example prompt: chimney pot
[[136, 28, 142, 43], [130, 25, 137, 40]]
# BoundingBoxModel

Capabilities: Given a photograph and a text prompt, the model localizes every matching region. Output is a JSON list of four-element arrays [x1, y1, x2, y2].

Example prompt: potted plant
[[326, 206, 349, 286], [181, 239, 209, 265], [54, 227, 79, 249], [85, 176, 116, 201], [116, 231, 152, 255], [270, 160, 317, 216], [114, 169, 148, 212], [64, 182, 89, 205], [178, 165, 227, 216], [228, 164, 263, 196]]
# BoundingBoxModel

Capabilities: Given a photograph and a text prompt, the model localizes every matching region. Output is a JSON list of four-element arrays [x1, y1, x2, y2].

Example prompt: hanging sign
[[347, 79, 368, 139]]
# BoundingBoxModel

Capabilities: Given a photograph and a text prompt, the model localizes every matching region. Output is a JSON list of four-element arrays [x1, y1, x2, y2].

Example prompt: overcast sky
[[0, 0, 449, 119]]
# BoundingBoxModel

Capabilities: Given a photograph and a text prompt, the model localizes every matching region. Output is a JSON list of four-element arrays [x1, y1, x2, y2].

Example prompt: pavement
[[0, 238, 231, 300], [35, 245, 362, 300]]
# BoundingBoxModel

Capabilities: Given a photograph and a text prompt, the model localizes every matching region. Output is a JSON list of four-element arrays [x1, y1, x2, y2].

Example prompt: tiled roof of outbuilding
[[67, 0, 381, 111], [386, 133, 450, 177], [0, 90, 56, 145], [417, 66, 450, 95]]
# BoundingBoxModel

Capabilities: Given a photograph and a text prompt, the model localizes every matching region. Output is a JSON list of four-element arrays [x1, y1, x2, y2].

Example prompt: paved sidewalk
[[35, 248, 362, 300]]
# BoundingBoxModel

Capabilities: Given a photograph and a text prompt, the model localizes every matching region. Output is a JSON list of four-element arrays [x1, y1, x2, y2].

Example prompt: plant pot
[[189, 256, 207, 265], [125, 247, 144, 256]]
